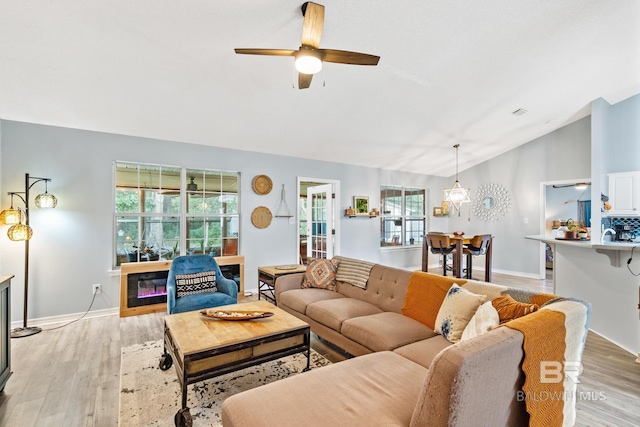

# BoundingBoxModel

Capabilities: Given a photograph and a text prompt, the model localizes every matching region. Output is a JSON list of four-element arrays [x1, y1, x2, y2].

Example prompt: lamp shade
[[295, 48, 322, 74], [35, 192, 58, 208], [0, 208, 21, 225], [7, 223, 33, 241]]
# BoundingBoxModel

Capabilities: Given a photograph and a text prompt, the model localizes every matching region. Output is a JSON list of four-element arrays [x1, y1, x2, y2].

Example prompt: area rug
[[119, 339, 332, 427]]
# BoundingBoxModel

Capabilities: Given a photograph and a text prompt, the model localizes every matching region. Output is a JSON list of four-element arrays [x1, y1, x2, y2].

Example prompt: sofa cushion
[[492, 294, 539, 324], [337, 264, 413, 313], [306, 298, 383, 332], [278, 288, 344, 315], [221, 352, 427, 427], [302, 258, 339, 290], [393, 334, 453, 369], [342, 312, 437, 352], [402, 272, 464, 329], [461, 301, 500, 341], [435, 284, 487, 343]]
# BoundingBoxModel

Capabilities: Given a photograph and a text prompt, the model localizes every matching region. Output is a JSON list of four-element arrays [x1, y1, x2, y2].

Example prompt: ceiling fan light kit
[[295, 47, 323, 74], [235, 2, 379, 89]]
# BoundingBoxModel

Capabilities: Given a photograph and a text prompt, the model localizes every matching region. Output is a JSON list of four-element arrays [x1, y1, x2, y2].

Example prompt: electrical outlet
[[92, 284, 102, 295]]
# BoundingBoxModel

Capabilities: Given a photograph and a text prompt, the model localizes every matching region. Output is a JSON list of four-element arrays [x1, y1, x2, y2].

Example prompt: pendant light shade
[[444, 144, 471, 216], [0, 208, 21, 225], [34, 181, 57, 208], [34, 192, 57, 208], [8, 223, 33, 241], [0, 194, 21, 225]]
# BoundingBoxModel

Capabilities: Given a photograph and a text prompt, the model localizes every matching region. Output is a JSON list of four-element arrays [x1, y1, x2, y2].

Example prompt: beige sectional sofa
[[222, 258, 590, 427]]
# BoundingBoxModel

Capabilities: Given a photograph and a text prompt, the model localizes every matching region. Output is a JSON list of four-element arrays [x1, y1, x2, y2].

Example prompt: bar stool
[[463, 234, 492, 279], [426, 233, 457, 276]]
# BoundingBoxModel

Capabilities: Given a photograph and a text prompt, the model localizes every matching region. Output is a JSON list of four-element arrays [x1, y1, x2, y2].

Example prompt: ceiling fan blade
[[301, 2, 324, 49], [234, 48, 296, 57], [320, 49, 380, 66], [298, 72, 313, 90]]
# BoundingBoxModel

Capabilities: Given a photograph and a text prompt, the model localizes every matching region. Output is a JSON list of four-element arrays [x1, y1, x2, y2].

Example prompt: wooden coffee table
[[159, 300, 310, 427]]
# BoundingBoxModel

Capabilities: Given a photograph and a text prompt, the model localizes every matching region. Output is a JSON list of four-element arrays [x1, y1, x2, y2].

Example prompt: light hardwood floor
[[0, 270, 638, 426]]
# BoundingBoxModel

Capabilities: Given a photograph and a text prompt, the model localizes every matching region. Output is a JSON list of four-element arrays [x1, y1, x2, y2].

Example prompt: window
[[380, 186, 425, 247], [114, 162, 240, 268]]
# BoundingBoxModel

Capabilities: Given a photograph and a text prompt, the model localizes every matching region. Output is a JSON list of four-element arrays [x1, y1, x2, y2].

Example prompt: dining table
[[422, 234, 494, 282]]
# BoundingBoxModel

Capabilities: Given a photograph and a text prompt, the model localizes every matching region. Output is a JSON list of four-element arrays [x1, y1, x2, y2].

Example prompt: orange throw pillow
[[492, 294, 539, 324], [401, 272, 466, 330]]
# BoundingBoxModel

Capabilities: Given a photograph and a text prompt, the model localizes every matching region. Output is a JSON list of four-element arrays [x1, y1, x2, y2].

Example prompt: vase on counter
[[564, 230, 578, 239]]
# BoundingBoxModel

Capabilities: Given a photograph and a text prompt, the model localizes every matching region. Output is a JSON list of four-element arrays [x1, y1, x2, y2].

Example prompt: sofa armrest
[[410, 327, 527, 427], [274, 272, 305, 300]]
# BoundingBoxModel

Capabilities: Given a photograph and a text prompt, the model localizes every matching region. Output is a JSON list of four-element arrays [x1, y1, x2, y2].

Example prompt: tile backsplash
[[601, 217, 640, 235]]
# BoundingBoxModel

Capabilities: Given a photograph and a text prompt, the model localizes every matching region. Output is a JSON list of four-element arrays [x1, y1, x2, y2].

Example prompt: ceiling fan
[[234, 2, 380, 89], [552, 183, 591, 190]]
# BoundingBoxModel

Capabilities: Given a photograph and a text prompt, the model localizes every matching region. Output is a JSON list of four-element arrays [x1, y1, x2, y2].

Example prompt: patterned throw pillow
[[435, 284, 487, 343], [175, 270, 217, 298], [301, 258, 339, 291], [491, 294, 539, 324]]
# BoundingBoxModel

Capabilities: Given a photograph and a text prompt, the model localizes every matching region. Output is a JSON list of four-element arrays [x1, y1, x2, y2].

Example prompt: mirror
[[483, 196, 496, 210], [472, 183, 511, 221]]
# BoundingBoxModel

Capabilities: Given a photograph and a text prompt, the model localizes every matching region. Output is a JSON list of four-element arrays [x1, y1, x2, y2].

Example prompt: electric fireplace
[[127, 270, 168, 308]]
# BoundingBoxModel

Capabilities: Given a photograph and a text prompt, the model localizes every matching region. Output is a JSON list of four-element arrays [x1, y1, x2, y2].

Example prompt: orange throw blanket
[[505, 309, 568, 426]]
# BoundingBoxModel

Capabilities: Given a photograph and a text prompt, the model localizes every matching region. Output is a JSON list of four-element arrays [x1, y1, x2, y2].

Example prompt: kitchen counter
[[526, 235, 640, 251], [526, 235, 639, 359]]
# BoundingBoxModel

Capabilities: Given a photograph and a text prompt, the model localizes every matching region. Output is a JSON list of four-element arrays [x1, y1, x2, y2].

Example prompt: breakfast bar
[[526, 235, 640, 359]]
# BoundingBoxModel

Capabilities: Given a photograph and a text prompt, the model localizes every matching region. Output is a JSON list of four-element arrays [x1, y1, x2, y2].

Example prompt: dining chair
[[463, 234, 492, 279], [426, 233, 457, 276]]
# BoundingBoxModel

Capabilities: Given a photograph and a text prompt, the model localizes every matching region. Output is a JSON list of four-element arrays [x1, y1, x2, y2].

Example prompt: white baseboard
[[11, 307, 119, 329]]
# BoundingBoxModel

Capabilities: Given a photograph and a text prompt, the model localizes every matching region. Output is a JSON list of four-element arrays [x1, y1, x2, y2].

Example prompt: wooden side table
[[258, 265, 307, 304]]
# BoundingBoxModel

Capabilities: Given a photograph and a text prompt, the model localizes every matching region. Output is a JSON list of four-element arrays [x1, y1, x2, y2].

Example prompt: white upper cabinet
[[608, 171, 640, 215]]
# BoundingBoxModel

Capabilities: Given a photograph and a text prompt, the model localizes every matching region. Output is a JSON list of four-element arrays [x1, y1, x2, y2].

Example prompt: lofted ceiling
[[0, 0, 638, 177]]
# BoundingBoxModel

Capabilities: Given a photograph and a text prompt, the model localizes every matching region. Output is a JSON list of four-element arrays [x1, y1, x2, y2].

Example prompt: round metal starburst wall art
[[472, 183, 511, 221]]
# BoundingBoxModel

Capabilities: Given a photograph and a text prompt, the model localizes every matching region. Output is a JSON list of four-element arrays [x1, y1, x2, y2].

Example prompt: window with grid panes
[[380, 186, 425, 247], [113, 162, 239, 268]]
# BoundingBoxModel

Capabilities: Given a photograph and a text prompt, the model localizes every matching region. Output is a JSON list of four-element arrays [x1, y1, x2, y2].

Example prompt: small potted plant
[[564, 219, 579, 239]]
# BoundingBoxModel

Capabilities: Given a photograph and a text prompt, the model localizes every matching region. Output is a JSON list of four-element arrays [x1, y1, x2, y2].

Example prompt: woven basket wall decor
[[251, 206, 273, 229], [252, 175, 273, 195]]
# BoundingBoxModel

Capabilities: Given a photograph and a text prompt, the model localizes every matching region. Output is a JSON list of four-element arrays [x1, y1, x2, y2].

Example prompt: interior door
[[307, 184, 333, 260]]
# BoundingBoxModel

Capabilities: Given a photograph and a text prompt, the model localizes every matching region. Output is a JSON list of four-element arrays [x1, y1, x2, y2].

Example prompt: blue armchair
[[167, 255, 238, 314]]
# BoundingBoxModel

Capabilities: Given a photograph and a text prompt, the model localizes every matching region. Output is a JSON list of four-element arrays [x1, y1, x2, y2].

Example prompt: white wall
[[0, 120, 448, 323]]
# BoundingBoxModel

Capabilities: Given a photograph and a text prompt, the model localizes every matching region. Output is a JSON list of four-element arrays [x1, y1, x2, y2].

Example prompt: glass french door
[[307, 184, 333, 260]]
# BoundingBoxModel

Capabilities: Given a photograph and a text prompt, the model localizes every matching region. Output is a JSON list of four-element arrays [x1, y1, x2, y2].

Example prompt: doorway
[[539, 179, 591, 279], [297, 177, 341, 264]]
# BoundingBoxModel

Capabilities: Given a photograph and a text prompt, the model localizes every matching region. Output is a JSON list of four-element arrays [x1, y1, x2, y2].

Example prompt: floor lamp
[[0, 173, 58, 338]]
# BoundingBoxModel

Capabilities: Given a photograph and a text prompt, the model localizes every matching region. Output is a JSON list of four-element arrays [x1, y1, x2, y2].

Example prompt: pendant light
[[0, 193, 21, 225], [7, 209, 33, 241], [443, 144, 471, 216], [34, 180, 58, 208]]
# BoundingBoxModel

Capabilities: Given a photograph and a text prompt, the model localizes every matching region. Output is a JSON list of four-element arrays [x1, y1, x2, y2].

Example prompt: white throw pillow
[[435, 284, 487, 343], [461, 301, 500, 341]]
